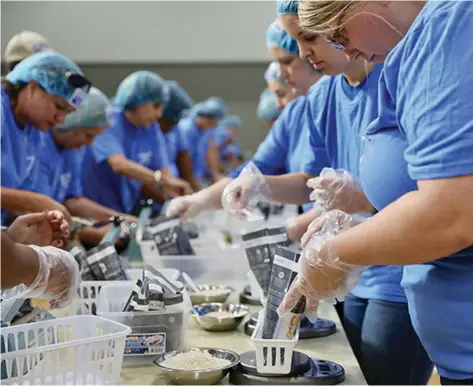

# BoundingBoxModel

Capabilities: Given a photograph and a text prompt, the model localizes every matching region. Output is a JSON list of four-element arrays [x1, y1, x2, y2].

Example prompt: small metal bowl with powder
[[189, 284, 235, 305], [192, 303, 250, 332], [154, 347, 240, 385]]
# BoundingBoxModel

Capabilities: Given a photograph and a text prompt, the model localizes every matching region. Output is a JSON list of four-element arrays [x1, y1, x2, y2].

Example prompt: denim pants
[[344, 293, 433, 385]]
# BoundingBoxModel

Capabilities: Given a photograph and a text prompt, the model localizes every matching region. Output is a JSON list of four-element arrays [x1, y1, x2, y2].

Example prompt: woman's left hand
[[278, 210, 366, 316], [7, 211, 69, 248]]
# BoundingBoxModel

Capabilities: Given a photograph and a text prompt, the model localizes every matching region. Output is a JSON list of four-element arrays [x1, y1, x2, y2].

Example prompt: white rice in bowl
[[162, 349, 232, 371]]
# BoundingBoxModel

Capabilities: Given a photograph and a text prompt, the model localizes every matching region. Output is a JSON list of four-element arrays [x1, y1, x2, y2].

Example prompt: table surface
[[119, 292, 366, 385]]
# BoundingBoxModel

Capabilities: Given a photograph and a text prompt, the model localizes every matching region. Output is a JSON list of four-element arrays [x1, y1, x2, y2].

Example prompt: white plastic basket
[[68, 268, 180, 316], [251, 311, 298, 375], [1, 315, 131, 385]]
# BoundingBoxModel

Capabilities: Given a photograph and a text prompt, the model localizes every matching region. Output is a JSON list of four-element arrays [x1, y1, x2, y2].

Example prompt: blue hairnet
[[220, 115, 242, 129], [257, 88, 282, 121], [276, 0, 299, 15], [266, 18, 299, 56], [205, 96, 228, 117], [163, 81, 194, 123], [55, 87, 111, 131], [193, 99, 226, 120], [264, 62, 286, 84], [6, 52, 88, 109], [113, 71, 170, 111]]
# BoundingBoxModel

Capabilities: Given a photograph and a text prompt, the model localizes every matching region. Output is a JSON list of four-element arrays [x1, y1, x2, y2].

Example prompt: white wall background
[[1, 1, 276, 64]]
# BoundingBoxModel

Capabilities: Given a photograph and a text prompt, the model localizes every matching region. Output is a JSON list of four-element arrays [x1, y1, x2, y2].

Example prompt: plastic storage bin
[[68, 268, 180, 317], [96, 282, 191, 365], [251, 311, 299, 375], [0, 315, 130, 385], [142, 248, 250, 286]]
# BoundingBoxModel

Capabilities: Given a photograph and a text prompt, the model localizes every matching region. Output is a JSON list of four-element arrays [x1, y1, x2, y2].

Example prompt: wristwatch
[[154, 170, 162, 184]]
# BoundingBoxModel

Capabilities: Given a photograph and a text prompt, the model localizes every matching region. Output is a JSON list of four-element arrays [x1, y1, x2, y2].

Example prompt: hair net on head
[[264, 62, 286, 84], [54, 87, 111, 131], [162, 81, 194, 123], [205, 96, 228, 117], [193, 99, 227, 120], [257, 88, 282, 121], [6, 52, 89, 109], [113, 71, 170, 111], [220, 115, 242, 129], [276, 0, 299, 15], [266, 18, 299, 56]]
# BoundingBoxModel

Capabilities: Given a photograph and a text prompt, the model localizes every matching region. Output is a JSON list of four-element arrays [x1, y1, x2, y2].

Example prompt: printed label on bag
[[124, 333, 166, 355]]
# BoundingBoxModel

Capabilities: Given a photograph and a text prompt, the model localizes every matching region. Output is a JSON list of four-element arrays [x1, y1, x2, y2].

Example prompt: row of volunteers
[[166, 1, 473, 385], [0, 33, 245, 307], [2, 1, 472, 384]]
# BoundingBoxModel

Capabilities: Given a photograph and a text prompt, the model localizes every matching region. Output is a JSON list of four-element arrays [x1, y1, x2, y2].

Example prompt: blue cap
[[276, 0, 299, 15], [257, 88, 282, 121], [163, 81, 194, 123], [6, 52, 89, 109], [114, 71, 170, 111], [205, 96, 228, 117], [266, 18, 299, 56], [55, 87, 111, 131], [193, 99, 227, 120], [220, 115, 242, 129], [264, 62, 286, 84]]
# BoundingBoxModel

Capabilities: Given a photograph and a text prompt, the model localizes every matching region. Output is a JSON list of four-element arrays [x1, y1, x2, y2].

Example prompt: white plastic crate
[[68, 268, 180, 316], [251, 311, 299, 375], [0, 315, 131, 385], [96, 282, 191, 365]]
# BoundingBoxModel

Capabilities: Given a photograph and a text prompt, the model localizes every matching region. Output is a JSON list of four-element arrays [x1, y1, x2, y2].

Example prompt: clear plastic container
[[142, 248, 250, 286], [96, 282, 191, 365], [0, 315, 130, 385]]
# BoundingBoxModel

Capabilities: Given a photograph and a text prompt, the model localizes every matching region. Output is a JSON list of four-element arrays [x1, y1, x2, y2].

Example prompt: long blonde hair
[[298, 1, 360, 35]]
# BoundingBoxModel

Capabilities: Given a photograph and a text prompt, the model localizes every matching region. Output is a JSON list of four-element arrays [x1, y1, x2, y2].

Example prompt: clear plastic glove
[[278, 209, 366, 318], [7, 211, 69, 248], [307, 168, 375, 214], [166, 190, 216, 221], [2, 245, 81, 308], [221, 162, 271, 217]]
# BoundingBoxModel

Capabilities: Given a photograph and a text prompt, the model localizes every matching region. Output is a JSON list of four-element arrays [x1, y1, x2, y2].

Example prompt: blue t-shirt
[[163, 124, 188, 179], [302, 65, 407, 304], [22, 131, 83, 203], [360, 1, 473, 379], [82, 111, 169, 213], [1, 87, 44, 224], [231, 95, 330, 212]]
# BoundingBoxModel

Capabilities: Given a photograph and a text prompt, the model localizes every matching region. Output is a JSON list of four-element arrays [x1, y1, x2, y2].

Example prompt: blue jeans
[[344, 294, 433, 385]]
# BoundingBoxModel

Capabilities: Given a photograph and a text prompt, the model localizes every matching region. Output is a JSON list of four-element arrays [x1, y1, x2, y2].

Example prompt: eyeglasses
[[325, 27, 349, 51]]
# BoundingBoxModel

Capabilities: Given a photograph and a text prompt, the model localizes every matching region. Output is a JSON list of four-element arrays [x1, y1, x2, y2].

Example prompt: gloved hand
[[162, 177, 194, 198], [307, 168, 375, 214], [221, 162, 271, 216], [7, 210, 69, 248], [1, 245, 80, 308], [278, 209, 366, 319], [166, 190, 216, 221]]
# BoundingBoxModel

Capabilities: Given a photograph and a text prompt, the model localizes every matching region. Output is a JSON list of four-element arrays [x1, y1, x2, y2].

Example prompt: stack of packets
[[242, 226, 289, 298], [146, 216, 195, 256], [123, 265, 185, 312], [67, 241, 128, 281], [262, 246, 305, 340]]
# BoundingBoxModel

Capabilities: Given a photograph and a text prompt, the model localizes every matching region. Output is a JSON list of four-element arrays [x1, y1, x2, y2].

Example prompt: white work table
[[119, 292, 366, 385]]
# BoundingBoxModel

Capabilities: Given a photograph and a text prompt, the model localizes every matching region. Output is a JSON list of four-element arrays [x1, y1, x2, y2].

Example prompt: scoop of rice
[[162, 349, 231, 370]]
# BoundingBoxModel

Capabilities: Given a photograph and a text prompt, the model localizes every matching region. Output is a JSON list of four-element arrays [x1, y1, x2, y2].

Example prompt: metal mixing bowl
[[192, 303, 250, 332], [153, 347, 240, 385], [189, 284, 235, 305]]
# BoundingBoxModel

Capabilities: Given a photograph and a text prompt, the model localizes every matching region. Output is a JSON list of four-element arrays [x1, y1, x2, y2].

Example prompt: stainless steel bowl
[[192, 303, 250, 332], [189, 284, 235, 305], [153, 347, 240, 385]]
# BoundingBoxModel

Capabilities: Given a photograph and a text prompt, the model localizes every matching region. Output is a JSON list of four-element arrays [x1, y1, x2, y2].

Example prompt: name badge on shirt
[[60, 173, 72, 189]]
